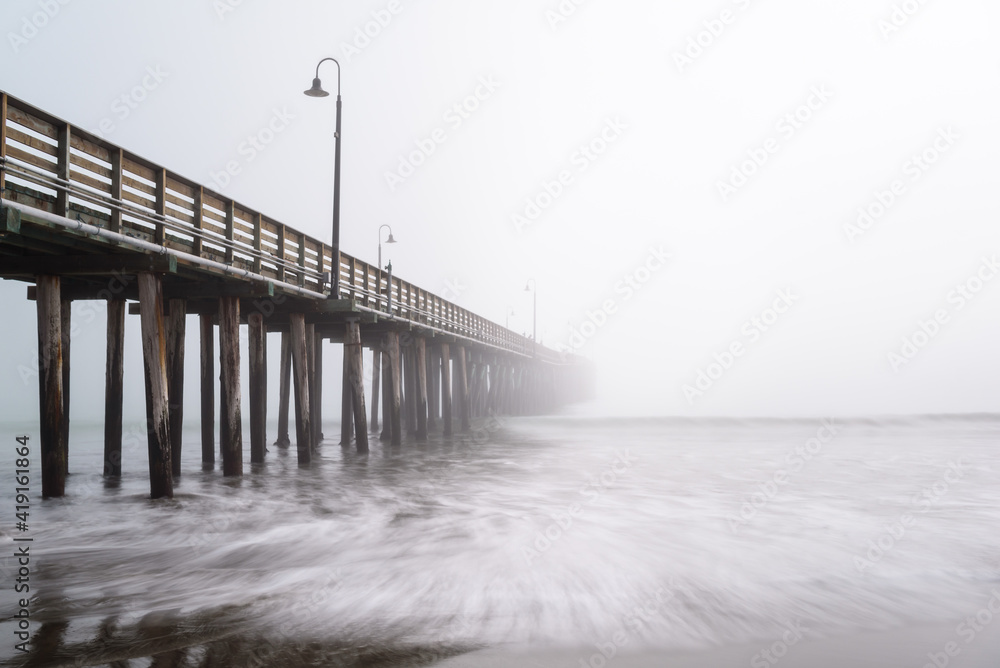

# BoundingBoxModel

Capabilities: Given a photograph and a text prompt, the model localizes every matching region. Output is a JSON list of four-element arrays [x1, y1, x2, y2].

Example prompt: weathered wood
[[104, 299, 125, 477], [427, 348, 438, 431], [440, 343, 452, 436], [248, 312, 266, 464], [370, 347, 381, 432], [275, 332, 291, 446], [289, 312, 312, 463], [55, 124, 70, 216], [218, 296, 242, 477], [0, 93, 6, 194], [199, 314, 215, 465], [341, 338, 353, 446], [312, 328, 323, 446], [415, 337, 428, 441], [380, 345, 391, 441], [456, 345, 470, 432], [166, 299, 185, 476], [346, 321, 369, 453], [137, 273, 172, 499], [402, 344, 414, 435], [36, 276, 65, 498], [306, 323, 320, 447], [59, 300, 70, 475], [388, 332, 402, 446]]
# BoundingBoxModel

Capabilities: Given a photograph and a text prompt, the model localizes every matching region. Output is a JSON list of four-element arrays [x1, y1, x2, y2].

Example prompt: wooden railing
[[0, 92, 552, 360]]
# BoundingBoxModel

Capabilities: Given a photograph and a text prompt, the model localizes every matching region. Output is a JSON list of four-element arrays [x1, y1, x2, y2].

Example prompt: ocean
[[1, 413, 998, 666]]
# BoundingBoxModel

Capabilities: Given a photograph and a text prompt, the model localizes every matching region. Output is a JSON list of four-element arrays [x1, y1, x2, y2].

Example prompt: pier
[[0, 92, 592, 499]]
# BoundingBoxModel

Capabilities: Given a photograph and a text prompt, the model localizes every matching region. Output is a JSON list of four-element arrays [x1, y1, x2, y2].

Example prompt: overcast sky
[[1, 0, 998, 421]]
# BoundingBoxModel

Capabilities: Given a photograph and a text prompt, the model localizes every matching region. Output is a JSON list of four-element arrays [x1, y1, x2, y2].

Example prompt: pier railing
[[0, 92, 547, 360]]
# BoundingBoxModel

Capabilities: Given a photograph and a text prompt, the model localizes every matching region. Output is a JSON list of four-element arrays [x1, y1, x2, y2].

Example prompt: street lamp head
[[304, 77, 329, 97], [386, 233, 397, 244]]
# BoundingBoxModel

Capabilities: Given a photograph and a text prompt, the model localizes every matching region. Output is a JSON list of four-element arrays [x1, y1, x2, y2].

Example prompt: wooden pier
[[0, 92, 592, 499]]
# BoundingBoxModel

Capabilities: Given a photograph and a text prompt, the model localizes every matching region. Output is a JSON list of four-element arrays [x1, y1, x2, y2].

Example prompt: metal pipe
[[1, 199, 328, 300]]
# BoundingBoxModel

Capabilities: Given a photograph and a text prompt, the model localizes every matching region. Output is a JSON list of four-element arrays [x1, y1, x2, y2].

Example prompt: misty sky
[[0, 0, 998, 421]]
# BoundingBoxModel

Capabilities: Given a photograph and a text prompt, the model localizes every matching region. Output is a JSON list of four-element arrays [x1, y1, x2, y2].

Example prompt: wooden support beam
[[427, 347, 438, 431], [380, 344, 391, 441], [218, 296, 242, 477], [137, 273, 172, 498], [275, 332, 291, 446], [440, 343, 452, 436], [104, 299, 125, 477], [0, 253, 178, 278], [346, 321, 369, 453], [289, 312, 312, 463], [199, 314, 215, 465], [59, 300, 70, 476], [415, 337, 428, 441], [0, 93, 6, 194], [370, 347, 380, 433], [404, 343, 417, 435], [341, 339, 353, 446], [312, 327, 323, 447], [36, 276, 65, 498], [457, 345, 470, 433], [387, 332, 402, 446], [166, 299, 185, 476], [248, 312, 266, 464]]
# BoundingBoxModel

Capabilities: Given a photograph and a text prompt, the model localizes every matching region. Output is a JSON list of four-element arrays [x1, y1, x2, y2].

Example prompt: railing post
[[297, 232, 306, 287], [154, 168, 167, 245], [252, 212, 262, 273], [224, 199, 235, 264], [55, 123, 70, 217], [109, 148, 123, 234], [276, 224, 286, 282], [0, 93, 7, 194]]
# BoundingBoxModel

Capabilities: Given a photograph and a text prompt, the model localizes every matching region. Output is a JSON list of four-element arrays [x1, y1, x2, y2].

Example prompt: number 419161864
[[15, 435, 30, 529]]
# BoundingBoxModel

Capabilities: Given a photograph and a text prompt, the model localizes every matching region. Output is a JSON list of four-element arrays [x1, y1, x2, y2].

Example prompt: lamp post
[[304, 57, 343, 298], [524, 279, 536, 357], [378, 224, 396, 271]]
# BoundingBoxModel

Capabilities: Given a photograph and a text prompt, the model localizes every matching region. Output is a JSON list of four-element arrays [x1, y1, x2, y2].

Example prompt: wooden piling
[[59, 300, 70, 476], [404, 343, 417, 435], [388, 332, 402, 446], [137, 273, 172, 498], [380, 345, 391, 441], [457, 345, 470, 432], [166, 299, 185, 476], [36, 276, 65, 498], [427, 347, 438, 431], [218, 296, 242, 477], [248, 312, 266, 464], [440, 343, 452, 436], [415, 337, 428, 440], [370, 347, 381, 432], [289, 313, 311, 463], [275, 332, 291, 446], [199, 314, 215, 465], [341, 338, 353, 446], [346, 321, 369, 452], [104, 299, 125, 477], [313, 328, 323, 445]]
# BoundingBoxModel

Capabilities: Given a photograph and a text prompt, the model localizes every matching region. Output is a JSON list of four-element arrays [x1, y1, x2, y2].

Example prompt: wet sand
[[431, 621, 1000, 668]]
